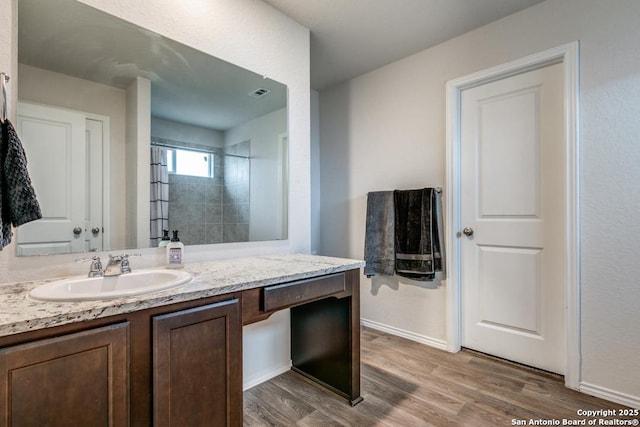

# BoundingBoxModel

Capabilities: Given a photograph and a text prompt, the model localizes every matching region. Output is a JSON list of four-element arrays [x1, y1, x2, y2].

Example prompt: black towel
[[364, 191, 395, 277], [394, 188, 444, 281], [0, 119, 42, 249]]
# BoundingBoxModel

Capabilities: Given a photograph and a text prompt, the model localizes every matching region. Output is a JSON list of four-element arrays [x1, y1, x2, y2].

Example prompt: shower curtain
[[150, 146, 169, 247]]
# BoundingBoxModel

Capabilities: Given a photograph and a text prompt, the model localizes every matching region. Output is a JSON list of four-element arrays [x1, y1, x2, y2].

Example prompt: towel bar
[[367, 186, 442, 195], [0, 72, 9, 123]]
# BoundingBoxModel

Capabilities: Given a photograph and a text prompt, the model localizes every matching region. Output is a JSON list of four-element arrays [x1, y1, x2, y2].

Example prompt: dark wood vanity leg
[[348, 268, 363, 406], [290, 268, 362, 405]]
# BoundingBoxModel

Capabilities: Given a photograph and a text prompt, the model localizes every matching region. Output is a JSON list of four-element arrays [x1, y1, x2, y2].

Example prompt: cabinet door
[[152, 298, 241, 427], [0, 323, 129, 426]]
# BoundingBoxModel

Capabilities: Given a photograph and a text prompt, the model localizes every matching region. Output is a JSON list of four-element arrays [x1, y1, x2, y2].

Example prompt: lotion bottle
[[158, 229, 171, 248], [166, 230, 184, 268]]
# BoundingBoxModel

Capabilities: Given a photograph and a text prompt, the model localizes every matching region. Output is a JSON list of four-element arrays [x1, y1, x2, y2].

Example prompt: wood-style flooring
[[243, 327, 636, 426]]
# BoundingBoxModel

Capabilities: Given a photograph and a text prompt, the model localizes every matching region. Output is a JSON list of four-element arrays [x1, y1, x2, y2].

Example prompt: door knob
[[91, 227, 100, 234], [462, 227, 474, 237], [73, 226, 83, 235]]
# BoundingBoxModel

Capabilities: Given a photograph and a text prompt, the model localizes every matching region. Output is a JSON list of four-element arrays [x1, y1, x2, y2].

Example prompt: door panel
[[461, 63, 565, 374], [479, 89, 539, 217], [0, 323, 129, 426], [477, 245, 541, 334], [152, 299, 242, 426]]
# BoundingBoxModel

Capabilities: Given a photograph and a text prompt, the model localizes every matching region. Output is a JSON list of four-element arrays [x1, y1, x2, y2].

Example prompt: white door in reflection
[[16, 102, 105, 255]]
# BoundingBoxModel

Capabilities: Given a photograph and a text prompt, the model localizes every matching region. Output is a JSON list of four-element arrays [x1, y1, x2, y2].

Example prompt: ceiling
[[262, 0, 546, 90]]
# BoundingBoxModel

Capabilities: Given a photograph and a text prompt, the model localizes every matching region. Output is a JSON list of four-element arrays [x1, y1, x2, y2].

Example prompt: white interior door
[[16, 102, 86, 256], [460, 63, 566, 374]]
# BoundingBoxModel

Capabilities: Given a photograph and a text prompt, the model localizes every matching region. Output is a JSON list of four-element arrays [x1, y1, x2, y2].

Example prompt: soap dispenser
[[166, 230, 184, 268], [158, 229, 171, 248]]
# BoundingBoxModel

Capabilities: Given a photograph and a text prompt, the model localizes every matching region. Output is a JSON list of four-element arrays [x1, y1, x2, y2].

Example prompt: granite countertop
[[0, 254, 364, 338]]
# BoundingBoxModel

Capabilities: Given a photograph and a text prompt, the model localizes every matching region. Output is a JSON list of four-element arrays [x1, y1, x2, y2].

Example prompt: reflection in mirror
[[16, 0, 288, 256]]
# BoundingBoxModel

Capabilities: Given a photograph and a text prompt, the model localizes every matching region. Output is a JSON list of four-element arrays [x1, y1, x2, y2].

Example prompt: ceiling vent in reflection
[[248, 88, 271, 98]]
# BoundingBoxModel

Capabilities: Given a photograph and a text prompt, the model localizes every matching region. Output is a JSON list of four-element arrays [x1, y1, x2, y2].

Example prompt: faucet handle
[[120, 253, 141, 274], [76, 256, 103, 277]]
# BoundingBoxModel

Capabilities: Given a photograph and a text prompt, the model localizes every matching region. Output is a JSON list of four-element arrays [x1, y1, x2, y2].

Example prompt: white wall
[[225, 108, 287, 241], [320, 0, 640, 406], [0, 0, 309, 391]]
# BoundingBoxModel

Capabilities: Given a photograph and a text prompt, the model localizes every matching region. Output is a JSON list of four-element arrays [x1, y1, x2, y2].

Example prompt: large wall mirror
[[16, 0, 288, 256]]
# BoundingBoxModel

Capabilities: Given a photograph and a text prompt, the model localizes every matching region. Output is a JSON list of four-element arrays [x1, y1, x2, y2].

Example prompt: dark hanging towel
[[364, 191, 395, 277], [394, 188, 444, 281], [0, 119, 42, 249]]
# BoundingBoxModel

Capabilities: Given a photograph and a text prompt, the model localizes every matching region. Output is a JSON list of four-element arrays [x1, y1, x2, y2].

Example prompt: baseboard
[[243, 360, 292, 391], [361, 318, 448, 351], [580, 382, 640, 409]]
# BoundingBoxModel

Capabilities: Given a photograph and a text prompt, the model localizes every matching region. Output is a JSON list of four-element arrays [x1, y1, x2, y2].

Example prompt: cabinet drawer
[[263, 273, 345, 312]]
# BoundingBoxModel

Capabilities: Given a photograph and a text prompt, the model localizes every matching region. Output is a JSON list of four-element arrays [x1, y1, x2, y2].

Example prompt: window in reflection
[[167, 148, 214, 178]]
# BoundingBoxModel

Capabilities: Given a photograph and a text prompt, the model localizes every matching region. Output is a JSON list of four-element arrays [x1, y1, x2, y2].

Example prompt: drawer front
[[263, 273, 346, 312]]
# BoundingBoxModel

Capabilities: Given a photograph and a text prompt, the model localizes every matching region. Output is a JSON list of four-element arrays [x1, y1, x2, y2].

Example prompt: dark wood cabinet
[[0, 267, 361, 425], [0, 293, 241, 427], [0, 323, 129, 426], [152, 299, 242, 427]]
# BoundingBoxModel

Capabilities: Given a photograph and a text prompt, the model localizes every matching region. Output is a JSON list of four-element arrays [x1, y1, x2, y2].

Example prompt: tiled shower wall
[[167, 140, 250, 245]]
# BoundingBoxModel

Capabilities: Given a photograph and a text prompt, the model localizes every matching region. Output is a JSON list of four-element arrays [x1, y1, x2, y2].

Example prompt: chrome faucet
[[104, 254, 123, 276], [104, 253, 141, 276], [77, 253, 141, 277]]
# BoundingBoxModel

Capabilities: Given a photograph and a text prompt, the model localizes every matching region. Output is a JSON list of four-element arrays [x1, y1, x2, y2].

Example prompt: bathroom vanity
[[0, 254, 364, 426]]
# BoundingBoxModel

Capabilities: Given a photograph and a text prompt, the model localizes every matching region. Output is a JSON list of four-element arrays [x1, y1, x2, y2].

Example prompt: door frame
[[444, 42, 580, 388], [85, 112, 111, 252]]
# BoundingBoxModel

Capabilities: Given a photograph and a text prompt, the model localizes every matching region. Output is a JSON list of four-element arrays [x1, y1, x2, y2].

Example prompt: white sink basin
[[29, 269, 193, 302]]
